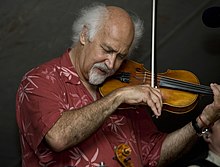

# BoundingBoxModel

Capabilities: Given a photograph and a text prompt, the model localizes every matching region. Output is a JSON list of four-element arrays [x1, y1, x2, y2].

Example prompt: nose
[[105, 54, 117, 70]]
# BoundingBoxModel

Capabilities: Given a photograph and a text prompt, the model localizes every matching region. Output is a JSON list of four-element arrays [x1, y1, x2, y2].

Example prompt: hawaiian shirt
[[16, 49, 167, 167]]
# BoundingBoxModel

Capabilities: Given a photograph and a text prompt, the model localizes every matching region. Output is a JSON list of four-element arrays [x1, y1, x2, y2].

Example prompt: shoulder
[[20, 57, 61, 86], [22, 50, 76, 84]]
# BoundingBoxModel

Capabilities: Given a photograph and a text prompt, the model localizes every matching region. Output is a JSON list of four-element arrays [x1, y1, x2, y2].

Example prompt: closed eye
[[101, 44, 127, 60], [118, 53, 126, 60], [101, 46, 115, 55]]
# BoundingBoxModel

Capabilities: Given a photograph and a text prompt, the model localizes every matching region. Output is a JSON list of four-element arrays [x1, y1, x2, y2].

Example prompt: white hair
[[71, 3, 144, 56], [129, 11, 144, 55]]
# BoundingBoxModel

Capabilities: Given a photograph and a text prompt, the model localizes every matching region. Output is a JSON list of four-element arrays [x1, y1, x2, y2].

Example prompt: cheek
[[211, 135, 220, 147], [114, 60, 124, 71], [211, 127, 220, 142], [91, 48, 106, 63], [85, 52, 101, 68]]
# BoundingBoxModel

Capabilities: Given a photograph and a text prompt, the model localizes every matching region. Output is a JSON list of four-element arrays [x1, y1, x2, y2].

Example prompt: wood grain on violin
[[99, 59, 212, 114]]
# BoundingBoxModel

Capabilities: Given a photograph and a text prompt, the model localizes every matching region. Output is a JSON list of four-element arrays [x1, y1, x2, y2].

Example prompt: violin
[[101, 0, 213, 114], [99, 59, 213, 114]]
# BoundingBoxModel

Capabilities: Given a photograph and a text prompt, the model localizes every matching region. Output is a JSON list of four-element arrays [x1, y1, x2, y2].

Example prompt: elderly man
[[16, 3, 220, 167]]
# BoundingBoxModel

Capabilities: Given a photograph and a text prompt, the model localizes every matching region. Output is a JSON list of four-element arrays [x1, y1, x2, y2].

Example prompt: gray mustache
[[93, 63, 115, 75]]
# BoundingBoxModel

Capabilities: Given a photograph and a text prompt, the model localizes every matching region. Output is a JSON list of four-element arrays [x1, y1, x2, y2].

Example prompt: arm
[[45, 84, 162, 152], [157, 121, 198, 166], [158, 83, 220, 166]]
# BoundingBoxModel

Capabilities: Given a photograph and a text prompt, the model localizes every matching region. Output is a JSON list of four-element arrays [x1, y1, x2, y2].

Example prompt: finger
[[211, 83, 220, 94], [152, 87, 163, 106], [139, 90, 160, 116], [141, 85, 163, 105], [146, 99, 161, 116], [143, 85, 162, 115], [150, 94, 162, 114], [137, 85, 162, 116], [211, 83, 220, 102], [147, 92, 162, 116]]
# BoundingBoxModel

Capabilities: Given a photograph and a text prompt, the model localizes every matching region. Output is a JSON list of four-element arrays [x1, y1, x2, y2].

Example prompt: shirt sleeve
[[17, 66, 65, 151]]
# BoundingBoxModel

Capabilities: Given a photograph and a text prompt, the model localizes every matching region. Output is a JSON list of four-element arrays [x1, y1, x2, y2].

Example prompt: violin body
[[99, 59, 212, 114]]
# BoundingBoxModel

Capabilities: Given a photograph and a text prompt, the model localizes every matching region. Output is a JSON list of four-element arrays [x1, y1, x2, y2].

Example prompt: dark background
[[1, 0, 220, 166]]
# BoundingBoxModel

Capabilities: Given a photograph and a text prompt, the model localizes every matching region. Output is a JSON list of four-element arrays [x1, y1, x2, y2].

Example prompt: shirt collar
[[59, 48, 81, 85]]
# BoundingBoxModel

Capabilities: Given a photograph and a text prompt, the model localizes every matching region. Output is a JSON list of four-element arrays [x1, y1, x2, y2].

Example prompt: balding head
[[72, 3, 144, 55], [106, 6, 134, 27], [94, 6, 135, 49]]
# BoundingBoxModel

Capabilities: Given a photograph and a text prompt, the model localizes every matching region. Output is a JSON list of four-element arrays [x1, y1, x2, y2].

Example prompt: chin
[[89, 75, 107, 86]]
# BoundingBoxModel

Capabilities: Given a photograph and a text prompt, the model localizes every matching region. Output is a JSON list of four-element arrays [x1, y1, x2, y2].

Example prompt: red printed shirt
[[16, 49, 167, 167]]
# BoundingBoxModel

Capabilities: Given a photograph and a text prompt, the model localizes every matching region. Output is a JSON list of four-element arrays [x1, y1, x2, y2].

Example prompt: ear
[[80, 25, 89, 45]]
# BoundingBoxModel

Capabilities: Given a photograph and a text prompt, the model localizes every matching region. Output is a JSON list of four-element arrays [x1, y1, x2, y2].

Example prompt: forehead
[[94, 23, 133, 52]]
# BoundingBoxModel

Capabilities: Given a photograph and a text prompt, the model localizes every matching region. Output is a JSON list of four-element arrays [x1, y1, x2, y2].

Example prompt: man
[[16, 3, 220, 167], [186, 119, 220, 167]]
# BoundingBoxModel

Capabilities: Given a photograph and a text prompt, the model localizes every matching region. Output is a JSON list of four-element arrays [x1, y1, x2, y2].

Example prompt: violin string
[[134, 72, 213, 95], [157, 75, 212, 94], [160, 76, 213, 95], [145, 73, 212, 94], [161, 76, 211, 90]]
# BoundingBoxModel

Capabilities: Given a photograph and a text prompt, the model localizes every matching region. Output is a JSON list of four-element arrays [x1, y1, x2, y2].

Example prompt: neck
[[82, 80, 98, 100]]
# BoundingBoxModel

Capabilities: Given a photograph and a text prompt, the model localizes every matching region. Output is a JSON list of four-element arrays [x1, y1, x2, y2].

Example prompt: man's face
[[80, 23, 134, 85]]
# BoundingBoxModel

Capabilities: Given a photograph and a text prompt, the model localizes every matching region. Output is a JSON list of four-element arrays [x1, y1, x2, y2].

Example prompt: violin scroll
[[114, 144, 134, 167]]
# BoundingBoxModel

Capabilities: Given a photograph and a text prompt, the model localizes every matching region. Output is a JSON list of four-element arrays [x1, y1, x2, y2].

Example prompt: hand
[[118, 84, 162, 116], [201, 83, 220, 125]]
